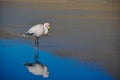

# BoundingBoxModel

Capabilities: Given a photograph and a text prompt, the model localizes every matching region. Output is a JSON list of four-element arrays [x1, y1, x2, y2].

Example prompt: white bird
[[23, 22, 51, 62], [23, 22, 51, 37]]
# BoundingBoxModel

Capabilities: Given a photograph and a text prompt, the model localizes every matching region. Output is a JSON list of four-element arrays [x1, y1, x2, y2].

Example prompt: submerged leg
[[36, 37, 39, 62], [34, 37, 40, 62], [34, 37, 38, 62]]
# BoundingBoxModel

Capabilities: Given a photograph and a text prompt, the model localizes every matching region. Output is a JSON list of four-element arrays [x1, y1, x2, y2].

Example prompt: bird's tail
[[22, 33, 34, 37], [22, 34, 28, 37]]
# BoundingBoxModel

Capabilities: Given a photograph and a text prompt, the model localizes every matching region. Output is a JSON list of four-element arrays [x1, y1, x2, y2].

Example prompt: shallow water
[[0, 39, 114, 80]]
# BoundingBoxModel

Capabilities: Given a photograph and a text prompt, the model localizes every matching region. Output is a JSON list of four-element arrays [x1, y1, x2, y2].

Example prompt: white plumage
[[23, 23, 51, 37]]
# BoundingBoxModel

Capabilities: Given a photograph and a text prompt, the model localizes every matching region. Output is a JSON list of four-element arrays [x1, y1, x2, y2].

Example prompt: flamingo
[[23, 22, 51, 62]]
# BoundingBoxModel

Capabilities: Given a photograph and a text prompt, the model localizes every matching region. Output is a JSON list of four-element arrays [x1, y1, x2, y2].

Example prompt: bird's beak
[[48, 26, 51, 30]]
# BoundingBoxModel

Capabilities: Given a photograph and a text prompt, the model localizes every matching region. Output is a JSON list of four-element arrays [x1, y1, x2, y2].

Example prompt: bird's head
[[43, 66, 49, 78], [44, 22, 51, 30]]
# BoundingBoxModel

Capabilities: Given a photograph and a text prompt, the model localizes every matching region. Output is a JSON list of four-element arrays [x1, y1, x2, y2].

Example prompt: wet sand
[[0, 0, 120, 79]]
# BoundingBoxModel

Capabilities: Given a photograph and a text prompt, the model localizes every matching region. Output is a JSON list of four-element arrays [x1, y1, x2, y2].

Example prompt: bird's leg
[[34, 37, 37, 62], [36, 37, 39, 62]]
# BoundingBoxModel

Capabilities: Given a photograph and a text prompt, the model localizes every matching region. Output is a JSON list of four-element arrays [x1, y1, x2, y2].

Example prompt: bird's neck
[[43, 25, 48, 30]]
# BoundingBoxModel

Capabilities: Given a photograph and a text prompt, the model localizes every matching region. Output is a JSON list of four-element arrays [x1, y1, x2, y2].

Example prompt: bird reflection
[[25, 61, 49, 78]]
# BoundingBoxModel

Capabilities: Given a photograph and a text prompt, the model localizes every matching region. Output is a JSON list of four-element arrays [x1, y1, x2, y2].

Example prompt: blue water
[[0, 39, 114, 80]]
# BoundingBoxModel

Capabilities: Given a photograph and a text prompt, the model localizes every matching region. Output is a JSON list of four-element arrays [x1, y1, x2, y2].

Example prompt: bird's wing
[[26, 24, 43, 34]]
